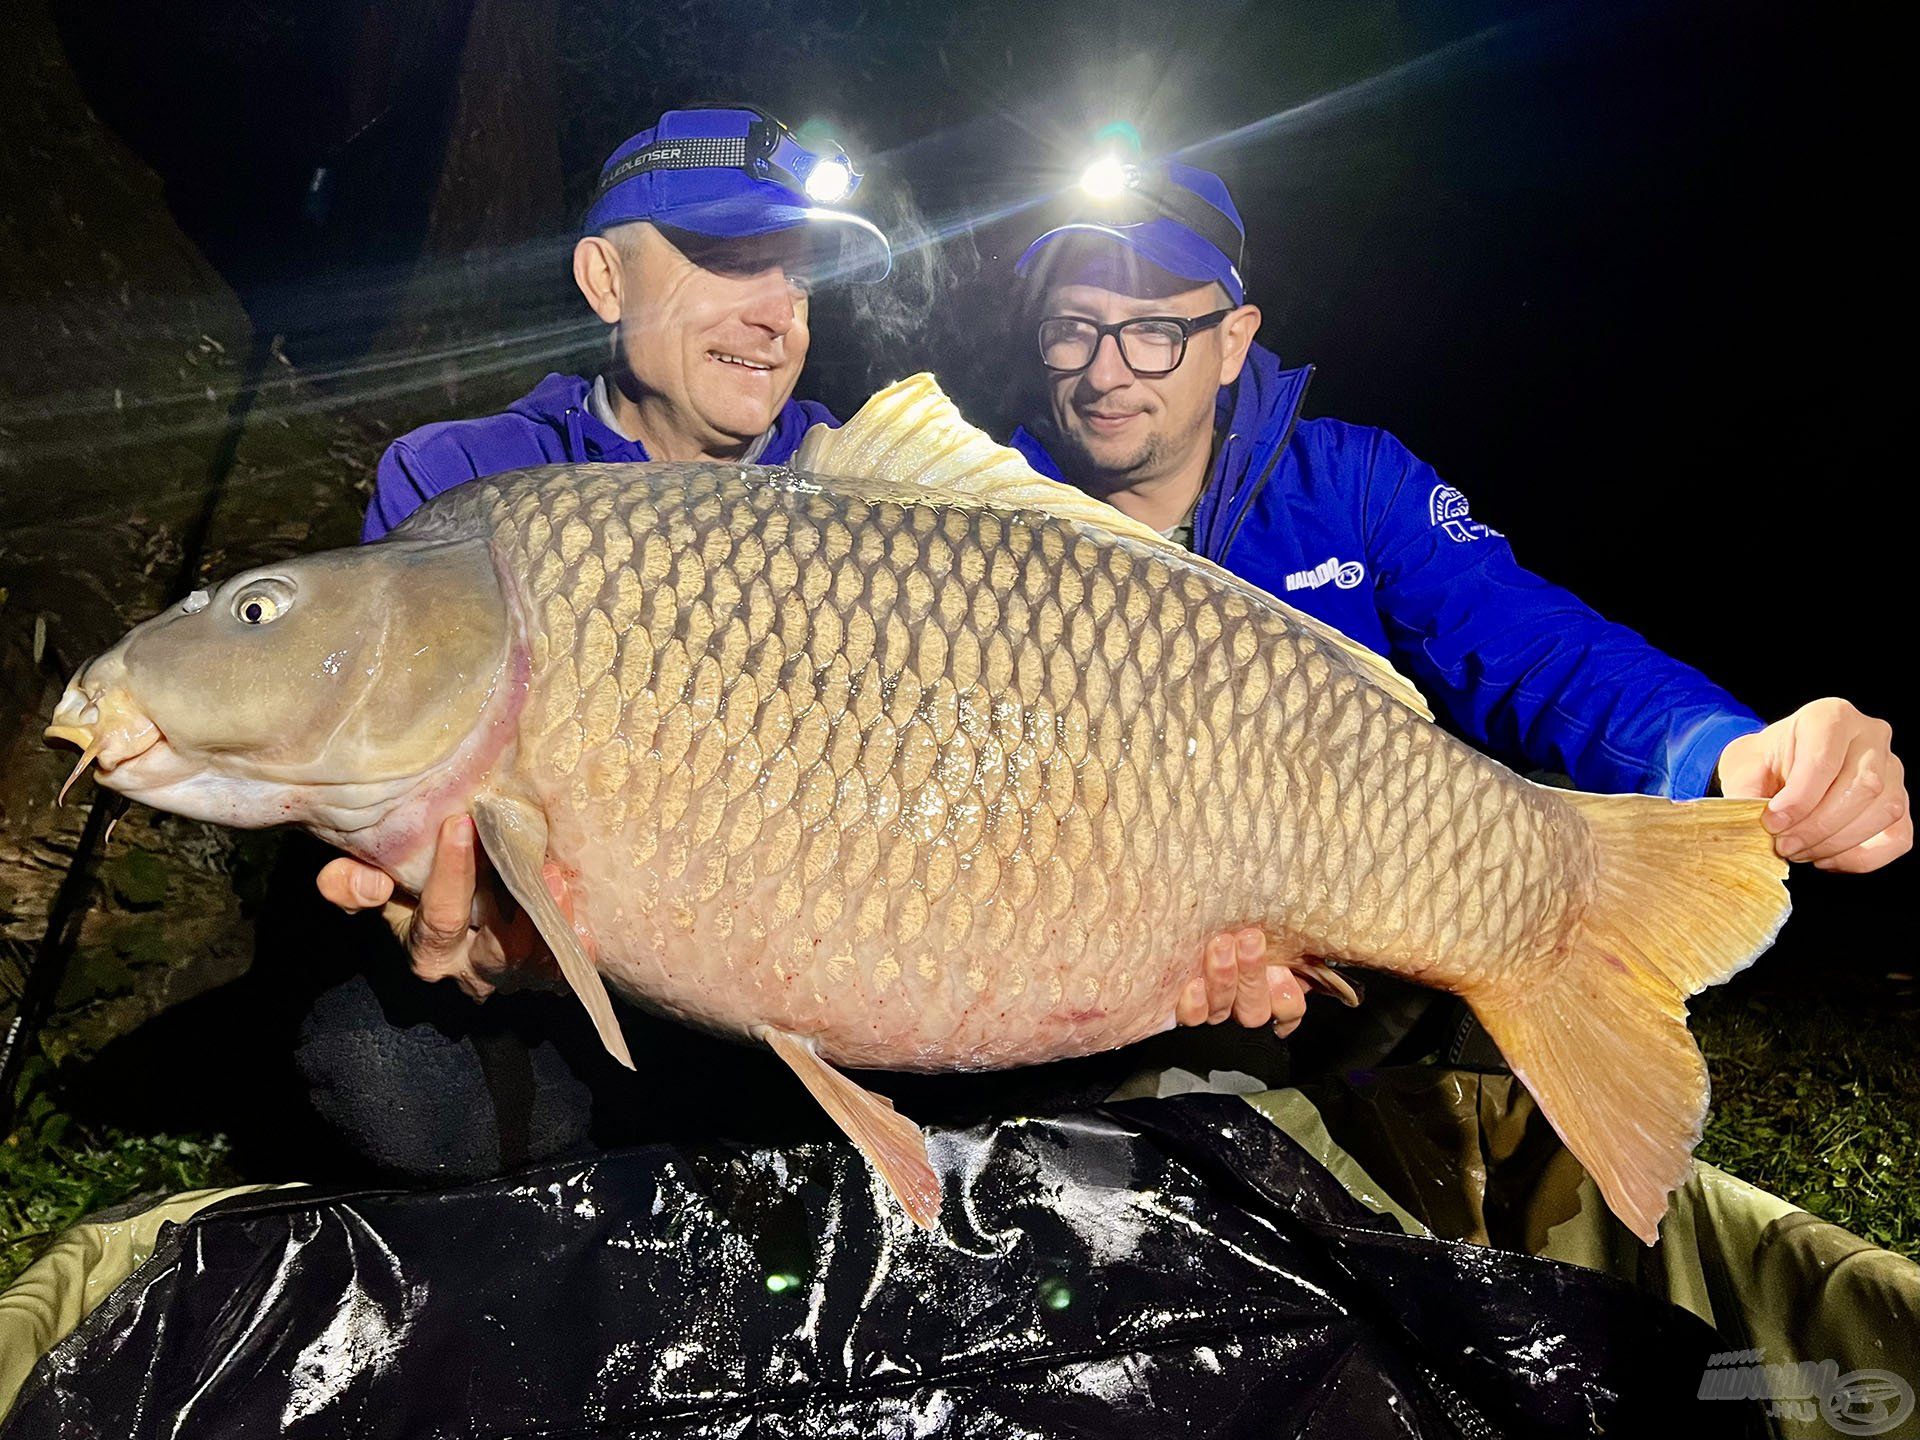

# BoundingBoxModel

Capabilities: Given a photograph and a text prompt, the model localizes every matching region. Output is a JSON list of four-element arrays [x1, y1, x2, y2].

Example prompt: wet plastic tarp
[[1251, 1069, 1920, 1440], [0, 1090, 1765, 1439]]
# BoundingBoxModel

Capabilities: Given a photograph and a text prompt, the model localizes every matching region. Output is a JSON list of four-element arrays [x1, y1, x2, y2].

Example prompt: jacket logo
[[1285, 556, 1366, 592], [1429, 484, 1499, 542]]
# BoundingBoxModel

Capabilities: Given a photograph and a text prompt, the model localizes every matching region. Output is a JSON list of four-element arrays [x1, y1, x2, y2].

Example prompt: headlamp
[[1079, 155, 1135, 200], [585, 105, 864, 218], [745, 112, 863, 204], [802, 155, 855, 204], [1069, 153, 1246, 275]]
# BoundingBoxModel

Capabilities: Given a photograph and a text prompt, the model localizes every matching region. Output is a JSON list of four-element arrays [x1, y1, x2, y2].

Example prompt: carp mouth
[[44, 684, 165, 804]]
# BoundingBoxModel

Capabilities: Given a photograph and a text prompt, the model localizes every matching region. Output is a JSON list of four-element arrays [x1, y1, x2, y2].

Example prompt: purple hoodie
[[363, 372, 837, 542]]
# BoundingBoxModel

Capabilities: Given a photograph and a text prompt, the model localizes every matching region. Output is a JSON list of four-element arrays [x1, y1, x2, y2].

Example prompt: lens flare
[[804, 157, 854, 204], [1079, 155, 1132, 200]]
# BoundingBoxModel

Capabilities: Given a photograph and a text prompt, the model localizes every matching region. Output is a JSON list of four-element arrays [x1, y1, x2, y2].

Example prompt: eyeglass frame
[[1036, 308, 1235, 378]]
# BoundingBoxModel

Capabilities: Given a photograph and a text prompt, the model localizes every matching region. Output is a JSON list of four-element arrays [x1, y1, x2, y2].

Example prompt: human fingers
[[1760, 704, 1852, 837], [1814, 810, 1913, 874], [1231, 928, 1274, 1027], [408, 814, 479, 965], [1794, 756, 1905, 862], [1779, 733, 1899, 859], [1205, 933, 1238, 1024], [1176, 976, 1209, 1026], [316, 856, 394, 914], [1268, 966, 1307, 1029]]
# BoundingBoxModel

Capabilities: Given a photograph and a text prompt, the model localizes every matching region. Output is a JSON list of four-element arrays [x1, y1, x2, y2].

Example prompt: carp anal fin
[[759, 1027, 942, 1229], [795, 374, 1434, 722], [471, 793, 634, 1070]]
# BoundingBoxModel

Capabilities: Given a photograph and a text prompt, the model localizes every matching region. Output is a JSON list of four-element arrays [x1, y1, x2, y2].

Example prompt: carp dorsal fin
[[796, 374, 1435, 723], [794, 373, 1175, 550]]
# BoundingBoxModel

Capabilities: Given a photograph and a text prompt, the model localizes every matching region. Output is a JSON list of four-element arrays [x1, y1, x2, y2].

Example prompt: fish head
[[45, 538, 514, 831]]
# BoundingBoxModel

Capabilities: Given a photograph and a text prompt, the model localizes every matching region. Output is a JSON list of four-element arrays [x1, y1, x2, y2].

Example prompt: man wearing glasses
[[1010, 159, 1908, 1061]]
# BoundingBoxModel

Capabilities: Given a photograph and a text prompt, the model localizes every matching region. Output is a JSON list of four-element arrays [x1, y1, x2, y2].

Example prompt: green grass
[[1695, 986, 1919, 1259], [1, 1064, 235, 1289]]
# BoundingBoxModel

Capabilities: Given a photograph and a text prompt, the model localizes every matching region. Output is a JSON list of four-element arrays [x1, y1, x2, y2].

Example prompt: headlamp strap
[[1125, 178, 1245, 273], [587, 136, 754, 212]]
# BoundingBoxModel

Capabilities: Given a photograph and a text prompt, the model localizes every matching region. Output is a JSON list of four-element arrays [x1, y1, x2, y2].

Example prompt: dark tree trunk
[[422, 0, 564, 256], [354, 0, 574, 419], [0, 0, 377, 1070]]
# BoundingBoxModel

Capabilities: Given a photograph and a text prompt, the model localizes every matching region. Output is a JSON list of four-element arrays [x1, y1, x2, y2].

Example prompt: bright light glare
[[1079, 155, 1131, 200], [804, 157, 853, 203]]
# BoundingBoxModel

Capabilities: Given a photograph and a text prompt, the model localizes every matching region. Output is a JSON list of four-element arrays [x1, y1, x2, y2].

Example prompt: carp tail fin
[[1466, 793, 1789, 1244]]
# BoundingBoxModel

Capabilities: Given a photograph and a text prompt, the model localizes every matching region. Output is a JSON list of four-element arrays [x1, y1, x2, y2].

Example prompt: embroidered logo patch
[[1429, 484, 1499, 542], [1285, 556, 1366, 592]]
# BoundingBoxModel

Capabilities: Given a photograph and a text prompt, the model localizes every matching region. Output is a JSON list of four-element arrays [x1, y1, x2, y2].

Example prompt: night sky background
[[32, 0, 1912, 962]]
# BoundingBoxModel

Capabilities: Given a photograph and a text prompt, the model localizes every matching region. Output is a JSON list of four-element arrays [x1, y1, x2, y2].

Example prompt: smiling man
[[306, 106, 896, 1178], [1011, 157, 1909, 1063], [333, 105, 894, 993], [361, 106, 890, 542]]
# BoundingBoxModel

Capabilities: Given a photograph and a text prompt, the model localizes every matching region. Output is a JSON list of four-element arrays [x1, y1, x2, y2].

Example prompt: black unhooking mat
[[2, 1094, 1762, 1439]]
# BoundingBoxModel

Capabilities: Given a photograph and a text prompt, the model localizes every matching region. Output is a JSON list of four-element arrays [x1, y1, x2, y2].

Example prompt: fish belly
[[492, 464, 1587, 1072]]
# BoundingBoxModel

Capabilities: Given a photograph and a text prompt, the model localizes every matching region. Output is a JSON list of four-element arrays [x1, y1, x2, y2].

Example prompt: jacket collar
[[1192, 344, 1313, 559], [1008, 343, 1313, 555], [509, 371, 826, 467], [512, 373, 648, 463]]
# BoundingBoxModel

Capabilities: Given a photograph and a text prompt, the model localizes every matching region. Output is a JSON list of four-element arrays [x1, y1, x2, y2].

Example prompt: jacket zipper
[[1214, 365, 1315, 565]]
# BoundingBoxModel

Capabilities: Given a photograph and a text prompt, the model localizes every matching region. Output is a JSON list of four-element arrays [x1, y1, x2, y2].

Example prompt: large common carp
[[46, 377, 1788, 1242]]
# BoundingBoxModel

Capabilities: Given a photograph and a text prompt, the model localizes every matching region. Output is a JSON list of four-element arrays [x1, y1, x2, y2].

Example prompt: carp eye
[[232, 579, 294, 626]]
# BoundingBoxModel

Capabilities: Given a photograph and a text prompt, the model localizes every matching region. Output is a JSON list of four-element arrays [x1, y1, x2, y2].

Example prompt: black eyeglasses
[[1037, 309, 1233, 378]]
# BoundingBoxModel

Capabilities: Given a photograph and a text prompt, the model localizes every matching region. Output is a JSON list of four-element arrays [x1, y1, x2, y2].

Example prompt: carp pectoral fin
[[470, 793, 633, 1071], [758, 1027, 942, 1230]]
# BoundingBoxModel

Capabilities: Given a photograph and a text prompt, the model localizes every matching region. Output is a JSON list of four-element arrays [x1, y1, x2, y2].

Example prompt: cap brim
[[1015, 220, 1243, 304], [656, 200, 892, 286]]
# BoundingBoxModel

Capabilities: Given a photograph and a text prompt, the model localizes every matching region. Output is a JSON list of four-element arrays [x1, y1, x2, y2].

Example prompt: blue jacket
[[1010, 345, 1762, 798], [363, 372, 837, 542]]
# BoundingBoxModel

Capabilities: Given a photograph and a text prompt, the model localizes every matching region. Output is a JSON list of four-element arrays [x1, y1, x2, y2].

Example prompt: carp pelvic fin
[[796, 374, 1434, 722], [1466, 792, 1790, 1245], [759, 1027, 942, 1229], [471, 793, 633, 1071]]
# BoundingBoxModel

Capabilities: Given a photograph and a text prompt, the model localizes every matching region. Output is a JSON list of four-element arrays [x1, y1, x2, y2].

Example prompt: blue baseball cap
[[1016, 160, 1246, 305], [583, 106, 891, 285]]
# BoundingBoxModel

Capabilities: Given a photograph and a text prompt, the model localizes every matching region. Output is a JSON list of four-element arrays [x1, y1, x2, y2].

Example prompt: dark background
[[19, 0, 1910, 1005]]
